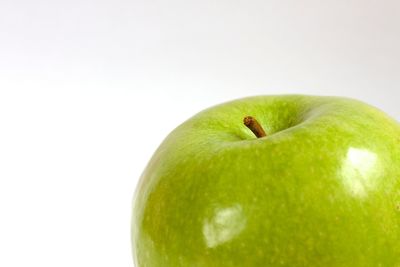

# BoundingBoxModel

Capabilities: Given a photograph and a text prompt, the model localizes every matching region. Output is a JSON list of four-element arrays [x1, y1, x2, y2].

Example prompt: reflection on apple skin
[[203, 204, 246, 248], [340, 147, 380, 198]]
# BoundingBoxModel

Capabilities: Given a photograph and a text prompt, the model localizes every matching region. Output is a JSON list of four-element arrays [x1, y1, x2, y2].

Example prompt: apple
[[131, 95, 400, 266]]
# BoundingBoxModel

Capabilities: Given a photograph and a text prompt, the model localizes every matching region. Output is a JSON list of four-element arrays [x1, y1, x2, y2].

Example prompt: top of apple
[[143, 95, 400, 199], [165, 95, 399, 145]]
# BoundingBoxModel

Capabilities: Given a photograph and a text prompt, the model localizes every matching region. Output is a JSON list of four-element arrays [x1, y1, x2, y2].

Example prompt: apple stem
[[243, 116, 267, 138]]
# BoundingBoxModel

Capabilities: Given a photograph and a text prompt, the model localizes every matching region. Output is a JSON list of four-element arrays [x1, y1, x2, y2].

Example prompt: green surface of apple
[[132, 95, 400, 267]]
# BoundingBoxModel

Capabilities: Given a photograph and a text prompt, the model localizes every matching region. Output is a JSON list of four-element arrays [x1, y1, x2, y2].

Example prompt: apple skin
[[131, 95, 400, 266]]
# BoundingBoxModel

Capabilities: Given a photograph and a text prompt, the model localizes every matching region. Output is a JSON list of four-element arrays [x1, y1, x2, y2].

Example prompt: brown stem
[[243, 116, 267, 138]]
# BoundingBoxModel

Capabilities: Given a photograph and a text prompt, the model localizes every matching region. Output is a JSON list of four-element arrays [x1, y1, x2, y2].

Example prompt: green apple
[[131, 95, 400, 266]]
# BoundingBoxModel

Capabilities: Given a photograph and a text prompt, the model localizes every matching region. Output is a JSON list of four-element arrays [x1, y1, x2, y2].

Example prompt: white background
[[0, 0, 399, 266]]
